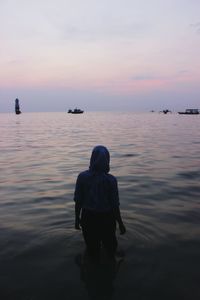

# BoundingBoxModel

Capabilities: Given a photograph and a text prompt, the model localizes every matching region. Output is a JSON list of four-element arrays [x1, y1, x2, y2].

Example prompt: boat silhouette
[[68, 108, 84, 114], [178, 109, 199, 115]]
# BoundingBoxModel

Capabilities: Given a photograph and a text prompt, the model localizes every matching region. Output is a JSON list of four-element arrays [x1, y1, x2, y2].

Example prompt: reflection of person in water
[[74, 145, 126, 261], [75, 252, 124, 300]]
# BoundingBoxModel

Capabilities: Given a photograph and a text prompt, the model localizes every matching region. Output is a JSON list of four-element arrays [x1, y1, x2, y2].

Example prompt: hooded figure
[[74, 146, 126, 260], [89, 145, 110, 173]]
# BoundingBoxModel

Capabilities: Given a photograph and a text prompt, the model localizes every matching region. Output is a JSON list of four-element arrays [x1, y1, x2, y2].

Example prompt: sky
[[0, 0, 200, 112]]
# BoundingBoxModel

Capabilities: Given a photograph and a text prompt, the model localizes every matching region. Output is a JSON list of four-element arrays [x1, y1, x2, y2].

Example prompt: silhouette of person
[[74, 145, 126, 261]]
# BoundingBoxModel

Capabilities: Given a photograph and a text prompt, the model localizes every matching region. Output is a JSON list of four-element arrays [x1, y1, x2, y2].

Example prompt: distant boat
[[15, 98, 21, 115], [160, 109, 172, 114], [68, 108, 84, 114], [178, 109, 200, 115]]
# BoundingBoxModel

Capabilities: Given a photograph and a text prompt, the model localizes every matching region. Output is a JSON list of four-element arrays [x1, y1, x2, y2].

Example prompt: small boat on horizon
[[68, 108, 84, 114], [178, 109, 200, 115], [160, 109, 172, 114], [163, 109, 172, 114]]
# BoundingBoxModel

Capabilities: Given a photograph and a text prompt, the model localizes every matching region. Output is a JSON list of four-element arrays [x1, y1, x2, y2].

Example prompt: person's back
[[75, 170, 119, 212], [74, 145, 126, 260]]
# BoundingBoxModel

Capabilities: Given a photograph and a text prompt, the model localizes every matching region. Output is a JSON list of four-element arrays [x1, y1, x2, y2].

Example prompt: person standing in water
[[74, 145, 126, 260]]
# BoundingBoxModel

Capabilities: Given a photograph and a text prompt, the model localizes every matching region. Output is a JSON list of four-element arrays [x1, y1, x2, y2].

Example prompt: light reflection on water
[[0, 112, 200, 299]]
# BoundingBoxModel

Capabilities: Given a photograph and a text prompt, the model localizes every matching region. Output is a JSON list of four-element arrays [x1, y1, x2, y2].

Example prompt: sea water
[[0, 112, 200, 299]]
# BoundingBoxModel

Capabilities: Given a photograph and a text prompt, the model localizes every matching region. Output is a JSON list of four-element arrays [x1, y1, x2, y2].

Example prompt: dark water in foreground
[[0, 112, 200, 300]]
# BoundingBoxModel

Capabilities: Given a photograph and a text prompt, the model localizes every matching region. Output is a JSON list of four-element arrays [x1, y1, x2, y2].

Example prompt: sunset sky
[[1, 0, 200, 112]]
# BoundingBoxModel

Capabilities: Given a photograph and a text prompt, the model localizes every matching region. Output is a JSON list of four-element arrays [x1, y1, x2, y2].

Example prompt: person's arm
[[74, 174, 83, 230], [113, 206, 126, 234], [75, 202, 81, 230], [110, 176, 126, 234]]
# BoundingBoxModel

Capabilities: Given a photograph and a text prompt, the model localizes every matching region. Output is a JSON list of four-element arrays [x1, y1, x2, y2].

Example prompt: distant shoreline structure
[[15, 98, 21, 115]]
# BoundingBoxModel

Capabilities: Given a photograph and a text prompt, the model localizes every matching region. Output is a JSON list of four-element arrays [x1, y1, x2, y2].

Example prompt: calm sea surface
[[0, 112, 200, 299]]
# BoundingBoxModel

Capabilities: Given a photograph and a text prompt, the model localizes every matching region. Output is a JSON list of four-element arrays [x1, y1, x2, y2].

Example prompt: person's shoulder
[[107, 173, 117, 182], [77, 170, 91, 180]]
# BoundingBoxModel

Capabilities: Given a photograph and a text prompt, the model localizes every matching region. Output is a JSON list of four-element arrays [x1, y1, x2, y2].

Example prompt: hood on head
[[89, 145, 110, 173]]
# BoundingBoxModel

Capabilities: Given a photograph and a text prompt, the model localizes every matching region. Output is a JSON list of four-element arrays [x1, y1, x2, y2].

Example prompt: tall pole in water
[[15, 98, 21, 115]]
